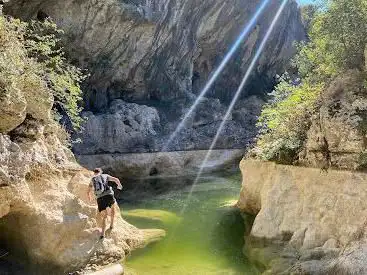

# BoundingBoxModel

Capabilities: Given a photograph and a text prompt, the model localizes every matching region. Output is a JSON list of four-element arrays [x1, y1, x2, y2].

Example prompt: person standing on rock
[[88, 168, 123, 240]]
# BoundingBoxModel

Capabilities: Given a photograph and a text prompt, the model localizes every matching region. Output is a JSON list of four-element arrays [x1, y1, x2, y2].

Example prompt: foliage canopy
[[254, 0, 367, 163], [0, 16, 85, 130], [25, 19, 86, 129]]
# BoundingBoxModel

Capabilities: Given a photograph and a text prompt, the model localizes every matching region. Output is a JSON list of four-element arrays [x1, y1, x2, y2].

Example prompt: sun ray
[[179, 0, 290, 216], [160, 0, 271, 152]]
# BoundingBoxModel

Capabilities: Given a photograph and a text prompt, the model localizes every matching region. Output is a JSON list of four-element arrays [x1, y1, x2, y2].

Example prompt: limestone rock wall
[[0, 127, 143, 274], [238, 159, 367, 274], [79, 100, 161, 154], [299, 70, 367, 171], [77, 149, 245, 179], [0, 29, 143, 272], [0, 128, 145, 272], [4, 0, 304, 105], [0, 142, 142, 273], [4, 0, 305, 155]]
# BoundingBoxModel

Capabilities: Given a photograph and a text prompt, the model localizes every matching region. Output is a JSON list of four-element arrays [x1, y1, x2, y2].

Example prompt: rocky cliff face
[[0, 13, 144, 273], [238, 159, 367, 274], [0, 138, 143, 274], [0, 100, 144, 274], [0, 122, 144, 274], [299, 70, 367, 171], [4, 0, 305, 157]]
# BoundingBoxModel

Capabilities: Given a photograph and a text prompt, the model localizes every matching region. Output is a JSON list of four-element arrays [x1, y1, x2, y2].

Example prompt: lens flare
[[161, 0, 271, 152], [180, 0, 289, 215]]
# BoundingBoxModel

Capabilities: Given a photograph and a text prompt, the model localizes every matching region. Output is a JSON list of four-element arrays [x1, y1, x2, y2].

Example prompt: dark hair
[[94, 168, 103, 174]]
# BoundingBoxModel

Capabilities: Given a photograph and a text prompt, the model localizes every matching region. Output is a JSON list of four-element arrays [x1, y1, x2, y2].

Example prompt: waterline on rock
[[140, 0, 271, 190]]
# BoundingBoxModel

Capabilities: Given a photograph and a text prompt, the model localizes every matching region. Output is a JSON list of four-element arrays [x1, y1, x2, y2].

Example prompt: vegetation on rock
[[0, 16, 84, 132], [0, 13, 142, 274], [253, 0, 367, 164]]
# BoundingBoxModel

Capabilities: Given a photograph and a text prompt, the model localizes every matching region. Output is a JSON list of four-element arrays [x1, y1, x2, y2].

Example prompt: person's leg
[[100, 210, 108, 238], [110, 203, 116, 229], [96, 199, 103, 228]]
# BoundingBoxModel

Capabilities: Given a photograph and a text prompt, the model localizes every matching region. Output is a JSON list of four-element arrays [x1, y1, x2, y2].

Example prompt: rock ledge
[[238, 159, 367, 274]]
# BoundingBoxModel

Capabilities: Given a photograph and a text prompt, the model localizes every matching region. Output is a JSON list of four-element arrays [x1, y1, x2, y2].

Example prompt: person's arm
[[88, 181, 93, 202], [107, 175, 123, 190]]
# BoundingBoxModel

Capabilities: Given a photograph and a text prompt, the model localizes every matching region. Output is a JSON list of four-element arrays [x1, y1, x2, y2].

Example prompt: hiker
[[88, 168, 123, 239]]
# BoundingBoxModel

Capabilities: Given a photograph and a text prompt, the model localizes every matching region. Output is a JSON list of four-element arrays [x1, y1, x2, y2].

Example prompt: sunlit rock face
[[0, 120, 143, 274], [0, 26, 143, 272], [5, 0, 305, 155], [77, 149, 246, 179], [299, 70, 367, 170], [238, 159, 367, 274]]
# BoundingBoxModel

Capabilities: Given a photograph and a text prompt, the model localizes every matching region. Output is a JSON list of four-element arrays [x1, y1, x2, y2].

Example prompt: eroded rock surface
[[299, 70, 367, 170], [77, 149, 245, 178], [0, 133, 143, 274], [79, 100, 161, 154], [4, 0, 305, 157], [238, 159, 367, 274], [0, 60, 143, 274], [4, 0, 304, 104]]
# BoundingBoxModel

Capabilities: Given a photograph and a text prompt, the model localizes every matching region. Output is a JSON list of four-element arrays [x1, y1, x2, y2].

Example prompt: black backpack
[[92, 175, 109, 196]]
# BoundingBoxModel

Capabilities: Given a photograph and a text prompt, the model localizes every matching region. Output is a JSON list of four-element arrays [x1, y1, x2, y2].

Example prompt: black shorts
[[97, 195, 116, 212]]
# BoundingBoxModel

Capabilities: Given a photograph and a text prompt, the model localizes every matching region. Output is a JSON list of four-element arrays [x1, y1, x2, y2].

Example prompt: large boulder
[[74, 99, 160, 154], [0, 132, 144, 274], [74, 95, 263, 158]]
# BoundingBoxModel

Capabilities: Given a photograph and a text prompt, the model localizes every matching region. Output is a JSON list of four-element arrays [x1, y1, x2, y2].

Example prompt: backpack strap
[[92, 174, 109, 195]]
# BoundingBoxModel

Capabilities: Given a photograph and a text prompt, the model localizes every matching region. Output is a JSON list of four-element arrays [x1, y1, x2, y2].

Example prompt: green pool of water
[[120, 174, 259, 275]]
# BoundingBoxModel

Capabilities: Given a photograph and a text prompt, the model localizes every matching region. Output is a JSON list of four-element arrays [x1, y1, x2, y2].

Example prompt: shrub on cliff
[[0, 16, 85, 131], [24, 19, 86, 130], [254, 75, 322, 163], [253, 0, 367, 163]]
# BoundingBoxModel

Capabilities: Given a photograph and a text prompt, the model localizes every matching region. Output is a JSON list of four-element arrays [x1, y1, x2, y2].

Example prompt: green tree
[[255, 74, 322, 163], [301, 4, 318, 32], [24, 19, 86, 130], [321, 0, 367, 70], [253, 0, 367, 162]]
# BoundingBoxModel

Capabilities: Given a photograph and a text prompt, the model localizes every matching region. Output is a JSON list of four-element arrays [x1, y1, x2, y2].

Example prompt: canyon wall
[[0, 110, 144, 274], [78, 149, 245, 179], [0, 11, 144, 272], [0, 138, 143, 274], [238, 159, 367, 274], [237, 69, 367, 274], [298, 70, 367, 171], [4, 0, 305, 157]]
